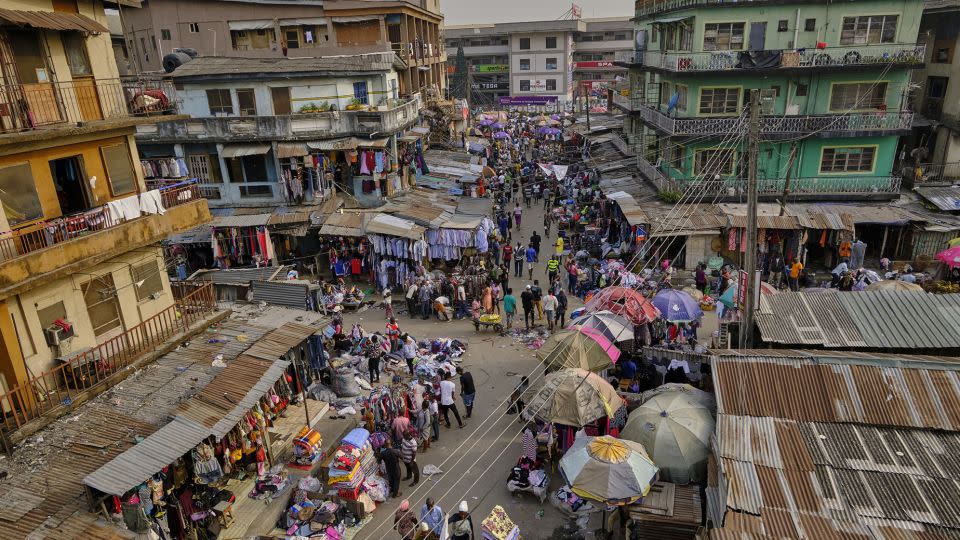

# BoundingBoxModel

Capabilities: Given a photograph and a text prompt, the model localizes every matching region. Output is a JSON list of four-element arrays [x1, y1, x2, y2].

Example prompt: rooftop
[[169, 52, 403, 81]]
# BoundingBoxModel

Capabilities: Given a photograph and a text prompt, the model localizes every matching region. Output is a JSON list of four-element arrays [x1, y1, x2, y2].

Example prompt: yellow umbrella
[[949, 237, 960, 247]]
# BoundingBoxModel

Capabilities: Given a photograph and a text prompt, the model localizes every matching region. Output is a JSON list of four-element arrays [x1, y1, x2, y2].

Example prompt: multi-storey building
[[324, 0, 447, 98], [911, 0, 960, 183], [135, 53, 420, 208], [0, 1, 211, 424], [444, 25, 511, 105], [573, 18, 633, 97], [616, 0, 926, 201]]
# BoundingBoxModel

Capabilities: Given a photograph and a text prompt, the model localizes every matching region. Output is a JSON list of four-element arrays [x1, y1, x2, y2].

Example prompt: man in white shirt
[[405, 282, 419, 318], [542, 291, 559, 331], [438, 373, 464, 429]]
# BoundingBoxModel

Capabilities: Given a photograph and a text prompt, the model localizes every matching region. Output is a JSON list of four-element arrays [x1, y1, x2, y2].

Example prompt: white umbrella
[[559, 435, 658, 504], [569, 310, 635, 343], [621, 392, 714, 485]]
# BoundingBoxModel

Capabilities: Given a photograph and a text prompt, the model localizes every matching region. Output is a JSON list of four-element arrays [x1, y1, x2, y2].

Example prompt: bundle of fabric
[[481, 505, 520, 540], [549, 485, 598, 516], [506, 457, 550, 502]]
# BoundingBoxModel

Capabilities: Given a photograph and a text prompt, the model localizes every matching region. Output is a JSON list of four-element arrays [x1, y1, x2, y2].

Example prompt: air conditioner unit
[[44, 323, 75, 347]]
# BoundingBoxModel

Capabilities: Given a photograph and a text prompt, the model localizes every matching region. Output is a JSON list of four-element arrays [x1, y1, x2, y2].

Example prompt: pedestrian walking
[[542, 290, 558, 331], [457, 366, 476, 418], [400, 430, 420, 487], [386, 317, 400, 352], [507, 375, 529, 415], [380, 440, 402, 498], [420, 499, 445, 539], [514, 203, 522, 227], [448, 501, 475, 540], [503, 288, 517, 328], [428, 395, 440, 442], [525, 244, 536, 280], [383, 288, 394, 320], [402, 335, 417, 375], [531, 279, 544, 321], [514, 241, 524, 277], [556, 289, 568, 328], [521, 285, 534, 329], [439, 373, 464, 428]]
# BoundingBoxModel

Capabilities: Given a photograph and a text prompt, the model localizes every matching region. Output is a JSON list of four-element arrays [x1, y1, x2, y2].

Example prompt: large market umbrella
[[866, 279, 923, 292], [585, 287, 660, 325], [569, 310, 634, 343], [936, 245, 960, 268], [949, 237, 960, 248], [493, 131, 511, 139], [490, 122, 504, 130], [478, 118, 493, 126], [536, 328, 620, 372], [524, 368, 624, 427], [681, 287, 704, 301], [559, 435, 658, 504], [652, 289, 703, 323], [621, 392, 714, 485], [640, 383, 715, 410]]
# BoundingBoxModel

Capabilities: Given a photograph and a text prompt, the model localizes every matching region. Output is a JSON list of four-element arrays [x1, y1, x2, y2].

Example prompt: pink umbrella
[[576, 326, 622, 364], [936, 246, 960, 268]]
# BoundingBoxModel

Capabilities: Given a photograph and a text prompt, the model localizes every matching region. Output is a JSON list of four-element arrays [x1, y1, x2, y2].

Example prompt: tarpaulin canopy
[[524, 368, 624, 427], [365, 214, 425, 240], [586, 287, 661, 324], [621, 390, 714, 485], [0, 8, 108, 32], [307, 138, 357, 151], [221, 143, 271, 158], [276, 143, 309, 158]]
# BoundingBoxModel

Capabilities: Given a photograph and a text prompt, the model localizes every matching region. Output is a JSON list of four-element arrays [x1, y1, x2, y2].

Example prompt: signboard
[[472, 64, 509, 73], [499, 96, 558, 105], [530, 79, 548, 92], [472, 81, 509, 90], [574, 61, 616, 69]]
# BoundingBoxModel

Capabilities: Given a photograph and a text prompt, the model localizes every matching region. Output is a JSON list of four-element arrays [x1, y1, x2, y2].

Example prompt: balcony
[[614, 50, 643, 67], [393, 42, 447, 66], [0, 182, 211, 298], [632, 102, 913, 137], [0, 282, 217, 436], [0, 77, 179, 138], [914, 161, 960, 184], [635, 0, 825, 17], [137, 99, 421, 143], [638, 44, 925, 73]]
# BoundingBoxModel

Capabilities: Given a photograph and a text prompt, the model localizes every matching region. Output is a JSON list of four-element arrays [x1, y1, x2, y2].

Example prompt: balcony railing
[[915, 161, 960, 183], [0, 77, 178, 135], [638, 44, 925, 72], [393, 42, 446, 65], [138, 99, 420, 143], [661, 175, 901, 197], [0, 282, 217, 434], [0, 181, 201, 264], [634, 102, 913, 136], [636, 0, 790, 17], [614, 50, 642, 65]]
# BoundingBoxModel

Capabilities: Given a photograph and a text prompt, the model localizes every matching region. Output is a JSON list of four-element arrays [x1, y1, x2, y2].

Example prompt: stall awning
[[410, 126, 430, 135], [399, 135, 420, 143], [0, 8, 108, 32], [221, 143, 271, 158], [651, 16, 692, 24], [332, 15, 379, 23], [365, 214, 425, 240], [319, 212, 366, 237], [307, 137, 357, 151], [227, 19, 273, 30], [356, 137, 390, 149], [276, 142, 309, 159], [280, 17, 327, 26], [213, 213, 272, 227]]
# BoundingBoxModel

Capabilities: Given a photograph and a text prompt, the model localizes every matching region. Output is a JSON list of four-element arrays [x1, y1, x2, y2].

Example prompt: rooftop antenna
[[558, 3, 582, 20]]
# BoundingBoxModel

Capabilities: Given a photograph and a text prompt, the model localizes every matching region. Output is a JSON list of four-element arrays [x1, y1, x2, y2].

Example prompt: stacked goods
[[293, 427, 323, 465], [327, 428, 373, 501], [481, 505, 520, 540]]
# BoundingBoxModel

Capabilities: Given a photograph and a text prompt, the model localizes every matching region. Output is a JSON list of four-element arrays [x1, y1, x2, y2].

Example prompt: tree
[[450, 42, 469, 100]]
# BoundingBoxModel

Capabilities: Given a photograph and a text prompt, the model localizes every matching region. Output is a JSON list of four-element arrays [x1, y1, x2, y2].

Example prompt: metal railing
[[669, 175, 902, 195], [0, 182, 201, 264], [393, 41, 446, 64], [634, 102, 913, 135], [915, 161, 960, 183], [639, 44, 925, 72], [0, 282, 216, 433], [614, 50, 642, 65], [0, 77, 178, 135], [638, 155, 680, 193], [637, 0, 782, 17]]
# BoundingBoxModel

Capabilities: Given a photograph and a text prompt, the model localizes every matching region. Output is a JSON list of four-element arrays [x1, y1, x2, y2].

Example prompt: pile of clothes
[[283, 477, 360, 539], [481, 505, 520, 540], [327, 429, 375, 501], [550, 485, 598, 516], [506, 457, 549, 502], [248, 465, 290, 501]]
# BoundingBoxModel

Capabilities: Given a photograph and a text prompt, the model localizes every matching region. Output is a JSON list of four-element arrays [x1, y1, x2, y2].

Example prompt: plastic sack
[[332, 369, 361, 397]]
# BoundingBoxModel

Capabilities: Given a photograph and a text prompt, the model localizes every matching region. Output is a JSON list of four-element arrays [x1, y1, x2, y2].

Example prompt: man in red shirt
[[502, 244, 513, 266]]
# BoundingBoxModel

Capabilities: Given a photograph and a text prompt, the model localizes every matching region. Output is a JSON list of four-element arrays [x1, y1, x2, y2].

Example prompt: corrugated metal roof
[[710, 353, 960, 539], [365, 214, 425, 240], [728, 214, 801, 230], [916, 186, 960, 212], [171, 52, 398, 79], [755, 291, 960, 350], [0, 8, 108, 32], [212, 213, 273, 227], [189, 266, 285, 285], [307, 137, 357, 151], [249, 280, 312, 309], [319, 211, 366, 237], [276, 142, 309, 158]]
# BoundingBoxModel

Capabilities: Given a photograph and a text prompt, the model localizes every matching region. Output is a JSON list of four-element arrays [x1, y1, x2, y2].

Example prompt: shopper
[[503, 288, 517, 329], [457, 366, 476, 418], [379, 440, 402, 498], [448, 501, 475, 540], [400, 430, 420, 487], [521, 285, 534, 329], [439, 373, 464, 428]]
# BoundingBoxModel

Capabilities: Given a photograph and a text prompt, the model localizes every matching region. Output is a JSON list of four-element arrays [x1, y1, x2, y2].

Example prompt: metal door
[[749, 22, 767, 51]]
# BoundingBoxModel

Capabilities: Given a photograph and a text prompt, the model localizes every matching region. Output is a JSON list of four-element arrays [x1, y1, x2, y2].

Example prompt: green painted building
[[614, 0, 926, 201]]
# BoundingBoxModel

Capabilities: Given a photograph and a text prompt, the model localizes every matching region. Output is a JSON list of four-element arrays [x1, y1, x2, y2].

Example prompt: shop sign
[[471, 81, 509, 90], [472, 64, 509, 73], [574, 61, 616, 69], [499, 96, 558, 105]]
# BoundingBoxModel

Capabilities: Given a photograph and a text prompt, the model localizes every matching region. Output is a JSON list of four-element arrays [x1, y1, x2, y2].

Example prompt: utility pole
[[779, 142, 798, 216], [585, 85, 591, 132], [741, 89, 761, 349]]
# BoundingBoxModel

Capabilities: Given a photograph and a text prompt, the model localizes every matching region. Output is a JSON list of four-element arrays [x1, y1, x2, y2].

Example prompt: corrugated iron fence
[[0, 282, 216, 435]]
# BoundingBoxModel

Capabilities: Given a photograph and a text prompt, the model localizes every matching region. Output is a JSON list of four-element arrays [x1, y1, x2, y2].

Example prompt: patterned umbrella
[[652, 289, 703, 322], [524, 368, 624, 427], [569, 310, 635, 343], [585, 286, 660, 325], [536, 328, 620, 372], [559, 435, 658, 504], [493, 131, 511, 139], [490, 122, 504, 130]]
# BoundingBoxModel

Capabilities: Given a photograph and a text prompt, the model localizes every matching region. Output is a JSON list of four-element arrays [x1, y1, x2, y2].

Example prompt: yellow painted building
[[0, 1, 210, 407]]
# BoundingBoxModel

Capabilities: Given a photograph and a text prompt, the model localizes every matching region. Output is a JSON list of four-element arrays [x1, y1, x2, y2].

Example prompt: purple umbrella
[[652, 289, 703, 322], [551, 114, 561, 120], [478, 119, 493, 126], [539, 127, 561, 136], [491, 122, 504, 130], [493, 131, 511, 139]]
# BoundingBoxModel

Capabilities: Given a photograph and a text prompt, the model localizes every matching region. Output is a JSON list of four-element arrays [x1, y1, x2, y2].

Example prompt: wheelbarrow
[[473, 313, 504, 333]]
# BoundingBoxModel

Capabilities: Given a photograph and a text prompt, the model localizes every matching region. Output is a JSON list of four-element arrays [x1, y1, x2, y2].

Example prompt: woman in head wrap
[[394, 499, 417, 539]]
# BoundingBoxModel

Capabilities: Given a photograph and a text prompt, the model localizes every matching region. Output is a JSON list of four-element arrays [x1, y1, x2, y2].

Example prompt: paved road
[[346, 190, 600, 539]]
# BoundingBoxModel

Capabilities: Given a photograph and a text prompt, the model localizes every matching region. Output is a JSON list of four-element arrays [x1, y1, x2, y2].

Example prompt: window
[[236, 89, 257, 116], [804, 18, 816, 31], [188, 22, 200, 33], [519, 79, 531, 91], [703, 22, 745, 51], [151, 35, 157, 51], [675, 84, 688, 111], [132, 260, 164, 302], [61, 32, 92, 77], [820, 146, 876, 173], [840, 15, 897, 45], [519, 37, 530, 50], [928, 76, 949, 99], [353, 81, 368, 104], [100, 142, 137, 196], [934, 47, 951, 63], [206, 89, 233, 115], [520, 58, 530, 70], [187, 154, 222, 183], [546, 36, 557, 49], [161, 29, 171, 40], [235, 30, 247, 38], [285, 29, 300, 49], [546, 79, 557, 91], [795, 83, 808, 97], [546, 57, 557, 70], [615, 33, 628, 40], [660, 82, 672, 106], [0, 163, 42, 226], [81, 273, 122, 337], [778, 20, 789, 32], [694, 148, 736, 176], [829, 82, 887, 111], [664, 143, 685, 170], [699, 87, 741, 114]]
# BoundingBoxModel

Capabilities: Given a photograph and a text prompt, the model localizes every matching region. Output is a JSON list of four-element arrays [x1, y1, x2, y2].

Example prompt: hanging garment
[[138, 190, 166, 215]]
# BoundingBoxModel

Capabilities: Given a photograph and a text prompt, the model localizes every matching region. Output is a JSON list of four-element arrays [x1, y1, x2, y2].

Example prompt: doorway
[[49, 155, 90, 215], [271, 87, 291, 114]]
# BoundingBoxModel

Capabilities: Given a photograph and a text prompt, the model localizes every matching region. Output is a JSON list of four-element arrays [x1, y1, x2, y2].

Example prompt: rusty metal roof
[[916, 185, 960, 212], [755, 291, 960, 350], [710, 353, 960, 538], [0, 8, 108, 33]]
